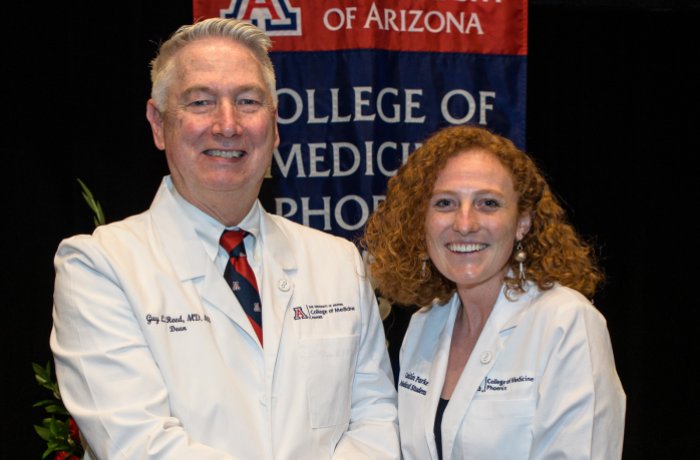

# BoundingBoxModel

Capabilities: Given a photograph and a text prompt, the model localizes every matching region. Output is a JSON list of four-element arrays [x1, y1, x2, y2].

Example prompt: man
[[51, 18, 399, 459]]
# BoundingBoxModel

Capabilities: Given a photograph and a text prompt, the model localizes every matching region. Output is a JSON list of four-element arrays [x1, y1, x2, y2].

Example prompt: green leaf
[[34, 424, 52, 441], [33, 362, 51, 384], [48, 419, 59, 436], [41, 446, 54, 459], [48, 439, 71, 451], [77, 178, 106, 226], [33, 360, 63, 402], [44, 404, 70, 416], [32, 362, 46, 375], [33, 399, 58, 408]]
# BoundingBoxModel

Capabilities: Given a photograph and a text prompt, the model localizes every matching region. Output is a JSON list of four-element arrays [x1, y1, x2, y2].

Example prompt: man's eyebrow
[[233, 84, 268, 96], [179, 86, 215, 99], [179, 84, 268, 100]]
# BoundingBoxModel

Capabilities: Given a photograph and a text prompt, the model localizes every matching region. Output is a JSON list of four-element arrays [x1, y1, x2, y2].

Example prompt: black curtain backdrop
[[3, 1, 697, 458]]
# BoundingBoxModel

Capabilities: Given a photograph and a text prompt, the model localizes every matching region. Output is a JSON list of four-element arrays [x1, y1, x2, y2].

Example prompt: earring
[[420, 254, 429, 278], [514, 241, 527, 284]]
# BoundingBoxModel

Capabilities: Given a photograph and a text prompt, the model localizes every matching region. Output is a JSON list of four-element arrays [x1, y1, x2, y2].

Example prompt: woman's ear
[[516, 212, 532, 241]]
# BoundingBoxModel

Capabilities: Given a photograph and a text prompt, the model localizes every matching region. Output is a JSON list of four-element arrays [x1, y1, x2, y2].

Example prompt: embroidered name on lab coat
[[292, 303, 355, 320], [399, 371, 429, 395], [144, 313, 211, 332], [478, 375, 534, 393]]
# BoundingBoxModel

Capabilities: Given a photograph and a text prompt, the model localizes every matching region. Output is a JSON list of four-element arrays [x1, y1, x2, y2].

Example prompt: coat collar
[[149, 178, 211, 282], [148, 178, 297, 349], [149, 177, 297, 280]]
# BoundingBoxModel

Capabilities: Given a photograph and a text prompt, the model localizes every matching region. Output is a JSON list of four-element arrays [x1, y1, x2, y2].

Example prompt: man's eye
[[237, 98, 262, 112], [185, 99, 214, 111]]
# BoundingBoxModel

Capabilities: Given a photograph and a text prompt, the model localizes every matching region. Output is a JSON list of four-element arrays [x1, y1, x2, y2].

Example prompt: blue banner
[[194, 0, 528, 240]]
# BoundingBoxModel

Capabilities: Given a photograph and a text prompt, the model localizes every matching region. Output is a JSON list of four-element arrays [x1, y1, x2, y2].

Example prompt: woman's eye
[[433, 198, 455, 209], [479, 198, 501, 209]]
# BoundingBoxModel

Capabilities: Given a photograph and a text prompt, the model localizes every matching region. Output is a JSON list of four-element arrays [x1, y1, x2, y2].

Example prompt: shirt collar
[[166, 176, 263, 262]]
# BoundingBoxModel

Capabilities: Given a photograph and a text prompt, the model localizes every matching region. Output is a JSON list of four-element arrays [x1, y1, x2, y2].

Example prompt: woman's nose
[[452, 204, 479, 234]]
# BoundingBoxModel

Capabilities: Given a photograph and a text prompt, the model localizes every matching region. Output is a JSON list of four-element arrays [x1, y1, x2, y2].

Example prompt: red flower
[[54, 452, 79, 460], [68, 418, 81, 443]]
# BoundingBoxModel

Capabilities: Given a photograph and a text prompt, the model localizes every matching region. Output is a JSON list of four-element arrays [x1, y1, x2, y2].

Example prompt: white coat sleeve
[[331, 246, 400, 460], [529, 301, 626, 459], [50, 236, 238, 460]]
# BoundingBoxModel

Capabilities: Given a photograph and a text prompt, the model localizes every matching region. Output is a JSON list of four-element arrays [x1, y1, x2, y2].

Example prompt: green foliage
[[32, 178, 103, 458], [77, 178, 106, 227], [32, 361, 62, 402], [32, 362, 83, 459]]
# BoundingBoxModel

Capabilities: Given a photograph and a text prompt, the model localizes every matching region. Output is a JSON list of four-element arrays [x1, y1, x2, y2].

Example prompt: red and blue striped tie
[[220, 229, 263, 345]]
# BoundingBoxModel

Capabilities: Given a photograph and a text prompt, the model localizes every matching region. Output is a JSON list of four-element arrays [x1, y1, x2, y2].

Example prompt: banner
[[193, 0, 527, 240]]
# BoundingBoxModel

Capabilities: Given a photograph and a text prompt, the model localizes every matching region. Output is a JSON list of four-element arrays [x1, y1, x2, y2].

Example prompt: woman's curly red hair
[[362, 125, 603, 306]]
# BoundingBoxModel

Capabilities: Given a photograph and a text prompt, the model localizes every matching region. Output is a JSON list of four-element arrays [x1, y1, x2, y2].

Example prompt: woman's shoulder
[[411, 294, 458, 324], [526, 283, 609, 332], [401, 295, 458, 349]]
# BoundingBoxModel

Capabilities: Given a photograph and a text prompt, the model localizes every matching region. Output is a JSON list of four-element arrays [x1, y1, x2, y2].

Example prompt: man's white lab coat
[[51, 178, 399, 459]]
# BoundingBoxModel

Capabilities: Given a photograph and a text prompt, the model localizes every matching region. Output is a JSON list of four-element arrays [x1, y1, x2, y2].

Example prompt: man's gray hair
[[150, 18, 277, 111]]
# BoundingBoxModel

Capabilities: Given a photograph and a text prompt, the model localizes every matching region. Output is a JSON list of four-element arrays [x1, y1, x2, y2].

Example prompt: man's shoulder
[[267, 213, 356, 249], [94, 209, 152, 239], [57, 209, 153, 258]]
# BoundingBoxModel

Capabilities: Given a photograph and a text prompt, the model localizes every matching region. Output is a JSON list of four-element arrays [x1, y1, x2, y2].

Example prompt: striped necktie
[[220, 229, 263, 345]]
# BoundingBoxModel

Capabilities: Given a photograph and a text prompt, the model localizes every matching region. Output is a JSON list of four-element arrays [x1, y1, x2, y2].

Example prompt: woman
[[363, 125, 625, 459]]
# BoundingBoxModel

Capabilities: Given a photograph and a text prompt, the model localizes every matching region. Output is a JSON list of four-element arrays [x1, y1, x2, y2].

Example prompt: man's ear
[[146, 99, 166, 151], [273, 111, 280, 149]]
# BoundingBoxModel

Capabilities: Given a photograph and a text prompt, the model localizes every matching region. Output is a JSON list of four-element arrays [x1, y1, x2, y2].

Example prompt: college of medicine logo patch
[[221, 0, 301, 35], [292, 306, 309, 320]]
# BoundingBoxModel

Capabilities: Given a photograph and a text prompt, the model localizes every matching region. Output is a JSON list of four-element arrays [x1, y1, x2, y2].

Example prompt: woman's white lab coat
[[398, 283, 625, 460]]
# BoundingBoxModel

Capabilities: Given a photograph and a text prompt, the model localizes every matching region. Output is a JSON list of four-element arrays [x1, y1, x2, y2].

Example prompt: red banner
[[194, 0, 527, 54]]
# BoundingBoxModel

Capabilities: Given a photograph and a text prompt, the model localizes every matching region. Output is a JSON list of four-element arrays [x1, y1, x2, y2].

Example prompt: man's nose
[[212, 101, 242, 137]]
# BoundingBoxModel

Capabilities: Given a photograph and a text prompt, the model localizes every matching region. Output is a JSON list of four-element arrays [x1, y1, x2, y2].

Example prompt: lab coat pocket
[[459, 399, 535, 459], [300, 334, 360, 428]]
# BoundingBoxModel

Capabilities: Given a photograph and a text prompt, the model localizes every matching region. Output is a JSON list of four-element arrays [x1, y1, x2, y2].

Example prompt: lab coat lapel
[[148, 180, 260, 342], [258, 213, 296, 387], [197, 263, 261, 342], [441, 287, 533, 459], [422, 296, 461, 460]]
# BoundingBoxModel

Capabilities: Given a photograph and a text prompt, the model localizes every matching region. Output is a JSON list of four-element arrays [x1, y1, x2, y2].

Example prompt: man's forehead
[[174, 37, 258, 66], [169, 47, 266, 88]]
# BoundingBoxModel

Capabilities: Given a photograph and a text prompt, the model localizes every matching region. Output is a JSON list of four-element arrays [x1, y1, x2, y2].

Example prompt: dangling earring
[[514, 241, 527, 285], [420, 254, 429, 278]]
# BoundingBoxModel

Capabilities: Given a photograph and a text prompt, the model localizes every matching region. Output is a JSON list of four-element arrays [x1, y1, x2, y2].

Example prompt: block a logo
[[221, 0, 301, 36], [292, 307, 309, 320]]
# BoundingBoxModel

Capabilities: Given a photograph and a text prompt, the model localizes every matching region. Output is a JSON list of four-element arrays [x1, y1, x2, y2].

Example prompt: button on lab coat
[[398, 284, 625, 460], [51, 178, 399, 460]]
